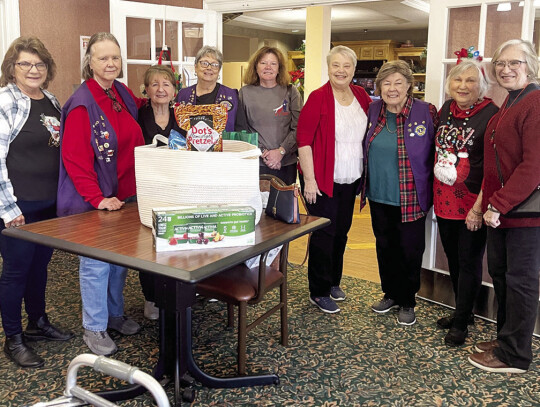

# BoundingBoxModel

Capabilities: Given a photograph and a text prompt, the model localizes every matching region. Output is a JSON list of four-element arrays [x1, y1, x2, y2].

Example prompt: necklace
[[384, 110, 397, 133], [490, 85, 529, 147]]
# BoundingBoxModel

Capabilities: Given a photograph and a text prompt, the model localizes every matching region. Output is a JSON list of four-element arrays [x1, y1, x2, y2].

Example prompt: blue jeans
[[79, 256, 127, 332], [0, 200, 56, 336]]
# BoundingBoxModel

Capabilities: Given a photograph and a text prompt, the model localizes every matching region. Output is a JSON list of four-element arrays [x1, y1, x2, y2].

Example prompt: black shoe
[[4, 334, 44, 368], [25, 315, 74, 341], [436, 313, 475, 329], [444, 327, 468, 347]]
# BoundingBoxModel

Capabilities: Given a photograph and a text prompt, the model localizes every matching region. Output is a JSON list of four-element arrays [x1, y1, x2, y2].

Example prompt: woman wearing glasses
[[176, 46, 238, 131], [468, 39, 540, 374], [58, 32, 146, 356], [0, 36, 74, 368], [236, 46, 302, 184]]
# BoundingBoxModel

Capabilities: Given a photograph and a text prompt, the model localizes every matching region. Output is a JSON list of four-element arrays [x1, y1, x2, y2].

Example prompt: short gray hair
[[491, 39, 539, 84], [81, 32, 123, 80], [195, 45, 223, 68], [327, 45, 357, 67], [444, 60, 489, 98]]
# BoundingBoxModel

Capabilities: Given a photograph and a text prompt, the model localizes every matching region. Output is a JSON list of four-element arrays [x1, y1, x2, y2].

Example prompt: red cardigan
[[297, 81, 371, 197], [482, 89, 540, 228]]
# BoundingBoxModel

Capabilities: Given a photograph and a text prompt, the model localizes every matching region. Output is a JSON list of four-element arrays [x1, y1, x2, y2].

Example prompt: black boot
[[444, 327, 468, 347], [4, 333, 44, 368], [25, 315, 74, 341]]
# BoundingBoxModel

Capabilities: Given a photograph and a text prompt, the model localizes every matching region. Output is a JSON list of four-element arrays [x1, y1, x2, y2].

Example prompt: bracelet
[[471, 208, 483, 216], [487, 204, 500, 214]]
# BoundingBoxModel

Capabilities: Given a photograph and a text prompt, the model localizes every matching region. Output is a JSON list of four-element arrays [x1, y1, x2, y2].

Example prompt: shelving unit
[[287, 50, 304, 72], [394, 47, 426, 100], [331, 40, 398, 61]]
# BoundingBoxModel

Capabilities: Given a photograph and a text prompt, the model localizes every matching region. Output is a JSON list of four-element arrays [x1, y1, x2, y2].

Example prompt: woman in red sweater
[[297, 46, 371, 314], [468, 39, 540, 373], [58, 33, 145, 356]]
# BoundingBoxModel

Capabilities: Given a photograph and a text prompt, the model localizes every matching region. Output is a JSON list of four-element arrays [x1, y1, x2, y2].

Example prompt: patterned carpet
[[0, 250, 539, 406]]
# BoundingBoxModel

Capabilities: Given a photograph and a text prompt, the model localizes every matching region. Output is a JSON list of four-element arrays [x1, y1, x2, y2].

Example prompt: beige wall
[[19, 0, 110, 105]]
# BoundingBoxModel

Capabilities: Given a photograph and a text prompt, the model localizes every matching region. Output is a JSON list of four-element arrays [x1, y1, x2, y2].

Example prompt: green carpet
[[0, 251, 538, 406]]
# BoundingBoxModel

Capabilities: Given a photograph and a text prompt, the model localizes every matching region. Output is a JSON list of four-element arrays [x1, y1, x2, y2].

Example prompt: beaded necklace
[[437, 101, 480, 152]]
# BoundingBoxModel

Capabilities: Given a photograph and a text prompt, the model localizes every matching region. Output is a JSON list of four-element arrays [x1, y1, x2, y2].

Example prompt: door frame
[[109, 0, 221, 86]]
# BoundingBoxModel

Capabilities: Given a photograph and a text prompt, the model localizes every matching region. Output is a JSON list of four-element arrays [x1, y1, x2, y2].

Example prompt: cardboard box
[[152, 206, 256, 252]]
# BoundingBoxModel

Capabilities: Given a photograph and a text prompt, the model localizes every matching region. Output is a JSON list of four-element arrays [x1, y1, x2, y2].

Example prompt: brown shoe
[[474, 339, 499, 353], [468, 349, 526, 373]]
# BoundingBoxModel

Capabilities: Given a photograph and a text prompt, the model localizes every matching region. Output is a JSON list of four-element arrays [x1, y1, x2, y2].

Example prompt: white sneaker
[[144, 301, 159, 320]]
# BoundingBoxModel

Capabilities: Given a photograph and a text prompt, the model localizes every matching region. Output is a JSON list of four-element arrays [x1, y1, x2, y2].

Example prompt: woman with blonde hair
[[434, 60, 498, 346], [236, 46, 302, 184], [297, 45, 371, 313]]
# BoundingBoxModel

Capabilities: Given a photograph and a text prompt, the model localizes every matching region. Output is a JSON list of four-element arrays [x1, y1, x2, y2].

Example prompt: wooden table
[[3, 203, 329, 405]]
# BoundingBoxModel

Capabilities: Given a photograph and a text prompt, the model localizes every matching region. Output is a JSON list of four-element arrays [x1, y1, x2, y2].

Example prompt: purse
[[494, 147, 540, 218], [265, 177, 302, 224]]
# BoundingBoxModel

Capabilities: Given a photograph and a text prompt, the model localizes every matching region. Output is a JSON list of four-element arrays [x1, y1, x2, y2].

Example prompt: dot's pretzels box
[[152, 206, 256, 252]]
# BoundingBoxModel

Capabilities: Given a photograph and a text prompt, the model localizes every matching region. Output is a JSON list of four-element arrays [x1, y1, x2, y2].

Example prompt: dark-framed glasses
[[16, 62, 48, 72], [198, 60, 220, 69], [493, 60, 526, 69], [104, 88, 123, 113]]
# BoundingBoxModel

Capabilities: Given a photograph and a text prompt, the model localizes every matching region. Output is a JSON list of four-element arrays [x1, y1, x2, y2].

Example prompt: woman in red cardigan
[[468, 39, 540, 373], [297, 45, 371, 314]]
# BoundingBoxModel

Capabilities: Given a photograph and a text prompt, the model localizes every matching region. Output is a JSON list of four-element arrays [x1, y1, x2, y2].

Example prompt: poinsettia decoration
[[289, 68, 304, 95]]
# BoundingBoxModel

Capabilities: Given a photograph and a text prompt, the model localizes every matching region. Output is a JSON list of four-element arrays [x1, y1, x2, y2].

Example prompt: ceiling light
[[497, 2, 512, 11], [292, 29, 299, 33], [400, 0, 430, 13]]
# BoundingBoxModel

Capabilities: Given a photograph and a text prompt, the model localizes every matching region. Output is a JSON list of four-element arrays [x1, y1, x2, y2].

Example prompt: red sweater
[[482, 89, 540, 228], [297, 82, 371, 197], [62, 79, 145, 208]]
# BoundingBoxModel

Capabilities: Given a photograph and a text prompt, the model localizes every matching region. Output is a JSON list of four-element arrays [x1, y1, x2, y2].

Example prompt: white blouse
[[333, 97, 367, 184]]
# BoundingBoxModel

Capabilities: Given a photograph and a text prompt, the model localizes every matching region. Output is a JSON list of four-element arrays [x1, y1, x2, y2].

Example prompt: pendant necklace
[[385, 110, 397, 133]]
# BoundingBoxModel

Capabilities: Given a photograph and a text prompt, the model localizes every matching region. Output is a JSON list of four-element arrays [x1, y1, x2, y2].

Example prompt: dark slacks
[[369, 200, 426, 308], [260, 163, 297, 185], [436, 217, 486, 330], [487, 226, 540, 370], [302, 179, 360, 297], [0, 200, 56, 336]]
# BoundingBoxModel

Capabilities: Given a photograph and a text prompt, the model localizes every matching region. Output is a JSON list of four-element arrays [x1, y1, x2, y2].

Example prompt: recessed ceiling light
[[292, 29, 300, 33], [497, 2, 512, 11]]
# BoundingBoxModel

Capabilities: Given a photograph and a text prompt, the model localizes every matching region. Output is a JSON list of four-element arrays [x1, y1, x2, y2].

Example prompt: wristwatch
[[487, 204, 500, 213], [279, 147, 285, 155]]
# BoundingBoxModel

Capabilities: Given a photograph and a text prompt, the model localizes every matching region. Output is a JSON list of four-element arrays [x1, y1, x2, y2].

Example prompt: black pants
[[369, 200, 426, 308], [437, 217, 486, 330], [260, 163, 297, 185], [487, 226, 540, 370], [0, 200, 56, 336], [302, 179, 360, 297]]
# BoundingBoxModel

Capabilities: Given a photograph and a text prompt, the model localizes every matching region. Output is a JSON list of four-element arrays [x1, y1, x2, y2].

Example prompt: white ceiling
[[205, 0, 430, 34]]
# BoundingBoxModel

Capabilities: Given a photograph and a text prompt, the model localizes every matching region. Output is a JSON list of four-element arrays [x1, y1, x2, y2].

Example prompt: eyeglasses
[[493, 60, 526, 69], [16, 62, 48, 72], [198, 61, 220, 69], [104, 88, 123, 113]]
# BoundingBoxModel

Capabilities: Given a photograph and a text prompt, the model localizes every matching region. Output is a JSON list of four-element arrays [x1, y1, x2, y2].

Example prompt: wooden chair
[[196, 174, 289, 375]]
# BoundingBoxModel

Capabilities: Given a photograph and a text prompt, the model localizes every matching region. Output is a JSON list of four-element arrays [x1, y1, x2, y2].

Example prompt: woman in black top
[[137, 65, 180, 319], [0, 36, 73, 368]]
